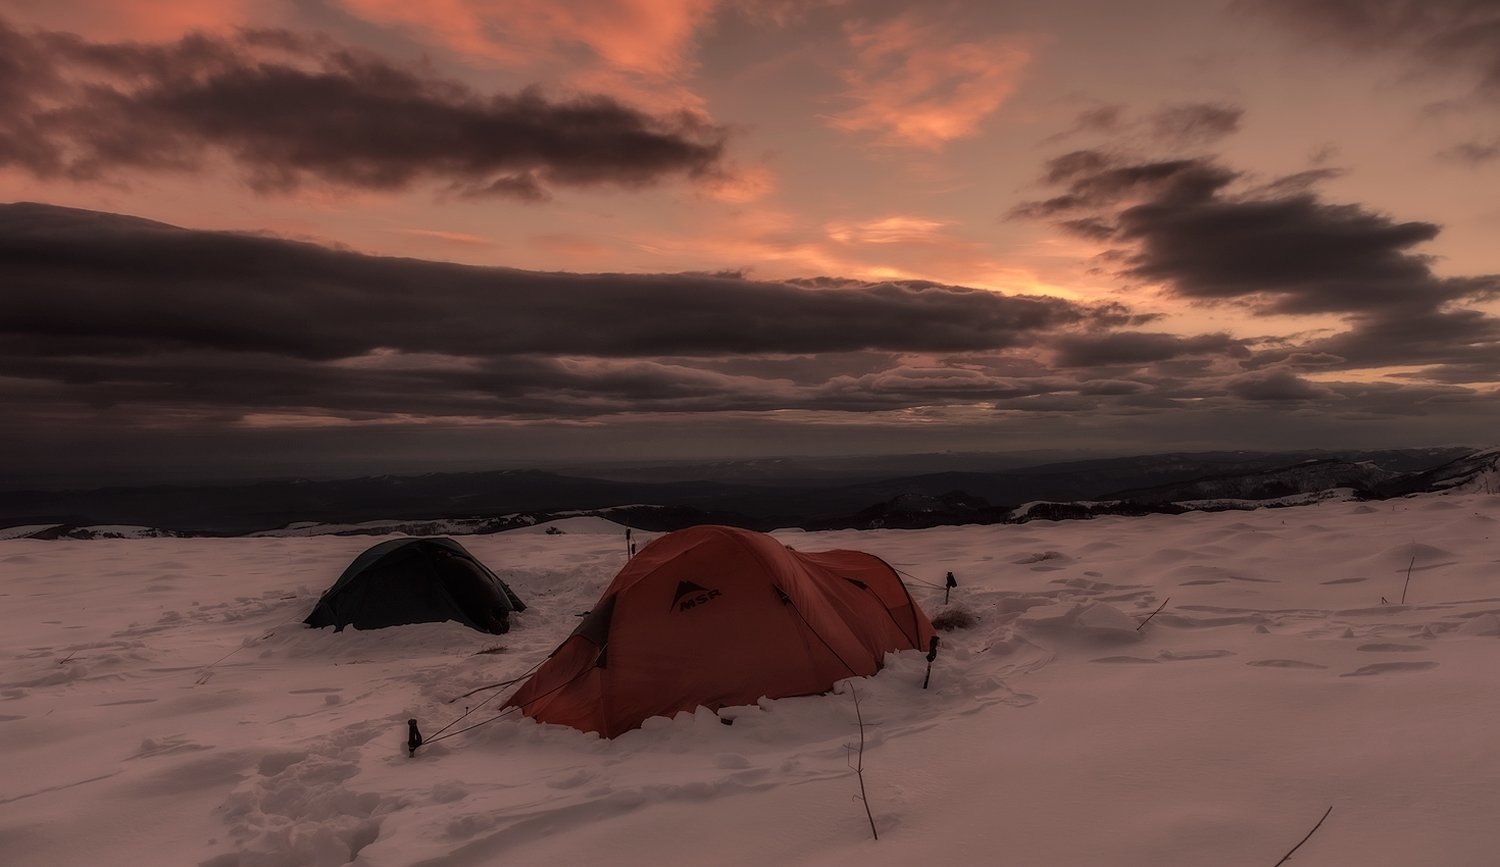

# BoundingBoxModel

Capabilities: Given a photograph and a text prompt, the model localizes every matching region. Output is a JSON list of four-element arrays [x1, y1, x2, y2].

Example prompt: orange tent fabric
[[505, 525, 936, 737]]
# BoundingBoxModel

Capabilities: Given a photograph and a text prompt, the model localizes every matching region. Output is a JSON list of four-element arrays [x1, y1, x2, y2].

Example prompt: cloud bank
[[0, 202, 1127, 421], [0, 17, 727, 199], [3, 194, 1497, 480]]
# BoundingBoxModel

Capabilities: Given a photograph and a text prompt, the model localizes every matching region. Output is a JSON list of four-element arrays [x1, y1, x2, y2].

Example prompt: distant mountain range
[[0, 446, 1489, 539]]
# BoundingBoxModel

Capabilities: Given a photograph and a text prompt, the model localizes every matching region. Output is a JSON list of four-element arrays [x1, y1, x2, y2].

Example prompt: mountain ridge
[[0, 447, 1483, 537]]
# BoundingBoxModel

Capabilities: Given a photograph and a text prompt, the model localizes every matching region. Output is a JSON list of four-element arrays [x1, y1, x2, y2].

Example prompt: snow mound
[[509, 516, 631, 535], [0, 523, 61, 539], [1017, 600, 1143, 642]]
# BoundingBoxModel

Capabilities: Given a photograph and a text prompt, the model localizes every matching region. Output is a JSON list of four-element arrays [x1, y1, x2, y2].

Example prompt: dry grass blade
[[931, 606, 977, 631], [845, 684, 878, 841], [1136, 596, 1171, 631], [1273, 805, 1333, 866]]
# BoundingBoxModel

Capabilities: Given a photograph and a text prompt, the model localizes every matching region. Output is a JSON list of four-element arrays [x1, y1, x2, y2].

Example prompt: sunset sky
[[3, 0, 1498, 485]]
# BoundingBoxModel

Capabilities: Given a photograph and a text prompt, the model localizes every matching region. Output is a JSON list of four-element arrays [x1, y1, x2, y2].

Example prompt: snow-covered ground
[[3, 497, 1499, 866]]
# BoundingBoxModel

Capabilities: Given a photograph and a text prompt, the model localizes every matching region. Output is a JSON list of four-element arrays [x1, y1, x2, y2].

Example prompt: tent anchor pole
[[407, 719, 423, 757]]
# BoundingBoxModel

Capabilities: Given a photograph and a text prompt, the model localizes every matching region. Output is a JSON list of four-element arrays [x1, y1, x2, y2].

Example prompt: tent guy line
[[419, 659, 604, 751]]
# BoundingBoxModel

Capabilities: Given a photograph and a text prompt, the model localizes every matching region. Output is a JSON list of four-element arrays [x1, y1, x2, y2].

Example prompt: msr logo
[[672, 580, 723, 612]]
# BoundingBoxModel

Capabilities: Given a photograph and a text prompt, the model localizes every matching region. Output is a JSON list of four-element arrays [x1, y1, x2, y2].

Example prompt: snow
[[1012, 499, 1108, 519], [0, 523, 59, 540], [250, 517, 532, 538], [1176, 486, 1362, 510], [4, 494, 1500, 865], [507, 516, 632, 535], [76, 525, 182, 538]]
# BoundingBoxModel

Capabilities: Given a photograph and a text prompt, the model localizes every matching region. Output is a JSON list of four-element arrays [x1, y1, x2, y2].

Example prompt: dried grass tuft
[[931, 606, 978, 631]]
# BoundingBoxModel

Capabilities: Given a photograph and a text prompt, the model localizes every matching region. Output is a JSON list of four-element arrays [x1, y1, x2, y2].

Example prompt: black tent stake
[[944, 571, 957, 605], [922, 635, 940, 689], [407, 718, 423, 757]]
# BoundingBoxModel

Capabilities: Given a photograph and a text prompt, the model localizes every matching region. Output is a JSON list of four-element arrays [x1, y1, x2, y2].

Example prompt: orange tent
[[506, 525, 935, 737]]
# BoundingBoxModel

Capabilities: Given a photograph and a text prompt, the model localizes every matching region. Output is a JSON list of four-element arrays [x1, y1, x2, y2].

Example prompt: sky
[[2, 0, 1499, 486]]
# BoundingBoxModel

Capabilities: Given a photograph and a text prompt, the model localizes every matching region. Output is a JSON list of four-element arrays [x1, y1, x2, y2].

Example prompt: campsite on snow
[[7, 1, 1500, 864], [4, 449, 1500, 866]]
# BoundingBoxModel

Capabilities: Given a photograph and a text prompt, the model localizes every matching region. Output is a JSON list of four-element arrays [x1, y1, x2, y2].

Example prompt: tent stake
[[944, 571, 957, 604], [922, 635, 940, 689], [407, 719, 423, 757]]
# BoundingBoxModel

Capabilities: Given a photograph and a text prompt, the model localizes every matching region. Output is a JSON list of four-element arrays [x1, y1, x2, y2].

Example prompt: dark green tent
[[305, 538, 526, 634]]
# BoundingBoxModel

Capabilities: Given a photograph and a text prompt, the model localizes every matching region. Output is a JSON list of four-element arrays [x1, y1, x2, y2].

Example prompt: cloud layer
[[1, 203, 1125, 422], [0, 17, 727, 199], [2, 185, 1497, 485], [6, 198, 1496, 464]]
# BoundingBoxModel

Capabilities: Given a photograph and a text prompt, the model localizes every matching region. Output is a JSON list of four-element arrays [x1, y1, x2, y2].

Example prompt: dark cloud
[[1226, 369, 1337, 402], [1148, 103, 1243, 145], [1052, 332, 1248, 368], [1393, 362, 1500, 385], [1245, 167, 1346, 197], [1019, 151, 1499, 316], [0, 202, 1150, 423], [0, 203, 1095, 361], [1042, 104, 1124, 144], [816, 366, 1066, 411], [5, 200, 1494, 481], [1044, 102, 1242, 148], [1439, 139, 1500, 164], [1058, 217, 1116, 241], [1240, 0, 1500, 97], [1012, 153, 1235, 220], [1118, 189, 1458, 316], [1075, 379, 1150, 396], [0, 17, 727, 198], [1017, 149, 1500, 381], [1303, 308, 1500, 377], [1276, 352, 1348, 369], [1075, 104, 1125, 132], [1241, 2, 1500, 162]]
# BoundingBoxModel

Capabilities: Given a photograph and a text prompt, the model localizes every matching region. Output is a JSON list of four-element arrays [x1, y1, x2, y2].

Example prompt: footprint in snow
[[1341, 661, 1440, 677], [1246, 659, 1328, 670], [1157, 649, 1235, 661], [1355, 643, 1427, 653], [132, 734, 213, 758]]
